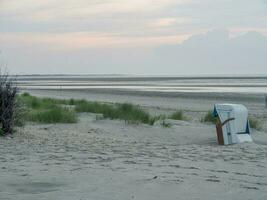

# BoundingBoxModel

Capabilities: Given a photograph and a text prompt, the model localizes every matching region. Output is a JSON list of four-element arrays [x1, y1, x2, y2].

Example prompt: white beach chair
[[213, 104, 253, 145]]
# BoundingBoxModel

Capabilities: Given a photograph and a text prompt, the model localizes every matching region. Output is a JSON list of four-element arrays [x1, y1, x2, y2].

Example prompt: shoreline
[[23, 88, 266, 102], [15, 74, 267, 81]]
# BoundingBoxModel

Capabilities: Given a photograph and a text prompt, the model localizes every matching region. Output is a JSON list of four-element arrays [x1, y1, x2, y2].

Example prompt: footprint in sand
[[205, 179, 220, 183], [8, 182, 64, 194], [241, 185, 259, 190]]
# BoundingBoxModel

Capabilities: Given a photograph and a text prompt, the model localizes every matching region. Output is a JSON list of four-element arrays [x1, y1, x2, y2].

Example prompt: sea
[[16, 75, 267, 95]]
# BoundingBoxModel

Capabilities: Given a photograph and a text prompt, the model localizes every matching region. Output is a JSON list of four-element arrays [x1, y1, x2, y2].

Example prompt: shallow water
[[16, 75, 267, 94]]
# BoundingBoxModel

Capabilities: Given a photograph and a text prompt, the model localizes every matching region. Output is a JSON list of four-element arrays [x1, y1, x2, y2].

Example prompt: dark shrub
[[0, 73, 19, 135]]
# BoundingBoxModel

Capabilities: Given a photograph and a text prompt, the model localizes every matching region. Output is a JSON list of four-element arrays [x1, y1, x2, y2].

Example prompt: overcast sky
[[0, 0, 266, 75]]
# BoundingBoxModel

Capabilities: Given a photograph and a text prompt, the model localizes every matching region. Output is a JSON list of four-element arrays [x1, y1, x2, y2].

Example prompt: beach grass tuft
[[18, 94, 70, 110], [249, 117, 263, 130], [75, 100, 113, 114], [110, 103, 154, 125], [169, 110, 185, 121], [27, 107, 77, 124], [19, 94, 78, 124], [75, 100, 155, 125], [201, 111, 218, 124]]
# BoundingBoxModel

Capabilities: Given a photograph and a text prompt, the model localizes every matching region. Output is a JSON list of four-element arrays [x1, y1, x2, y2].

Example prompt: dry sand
[[0, 89, 267, 200]]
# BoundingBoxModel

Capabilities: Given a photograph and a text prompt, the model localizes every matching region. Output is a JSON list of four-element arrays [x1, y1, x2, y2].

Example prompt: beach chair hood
[[213, 104, 252, 145]]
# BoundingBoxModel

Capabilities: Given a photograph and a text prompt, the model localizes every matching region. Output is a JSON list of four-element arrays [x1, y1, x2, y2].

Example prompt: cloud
[[149, 17, 190, 28], [1, 30, 267, 75], [229, 27, 267, 37], [150, 18, 177, 28], [0, 32, 190, 50], [1, 0, 265, 40], [0, 0, 194, 38], [151, 30, 267, 74], [0, 0, 191, 22], [0, 1, 267, 75]]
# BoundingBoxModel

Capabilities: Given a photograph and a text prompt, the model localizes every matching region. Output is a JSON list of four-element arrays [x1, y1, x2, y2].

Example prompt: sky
[[0, 0, 267, 75]]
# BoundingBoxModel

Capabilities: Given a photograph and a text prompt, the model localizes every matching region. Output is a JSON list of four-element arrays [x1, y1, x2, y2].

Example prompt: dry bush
[[0, 72, 20, 135]]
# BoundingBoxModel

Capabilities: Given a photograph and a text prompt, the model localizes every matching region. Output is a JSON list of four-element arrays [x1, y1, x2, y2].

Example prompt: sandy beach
[[0, 88, 266, 200], [2, 0, 267, 198]]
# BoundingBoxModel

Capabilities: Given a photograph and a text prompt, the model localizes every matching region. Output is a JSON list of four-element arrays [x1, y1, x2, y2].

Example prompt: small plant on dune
[[104, 103, 153, 125], [249, 117, 263, 131], [169, 110, 187, 121], [201, 111, 218, 124], [75, 100, 113, 114], [109, 103, 151, 124]]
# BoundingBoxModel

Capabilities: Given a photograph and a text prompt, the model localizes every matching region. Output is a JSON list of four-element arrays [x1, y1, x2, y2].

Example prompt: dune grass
[[27, 107, 77, 124], [19, 93, 156, 125], [201, 111, 218, 124], [249, 117, 263, 130], [19, 93, 77, 124], [169, 110, 185, 121], [75, 100, 155, 125], [19, 92, 70, 109], [113, 103, 155, 125], [74, 99, 113, 114]]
